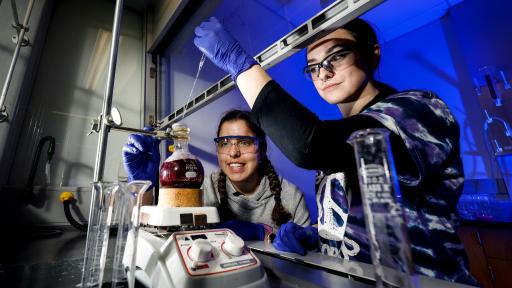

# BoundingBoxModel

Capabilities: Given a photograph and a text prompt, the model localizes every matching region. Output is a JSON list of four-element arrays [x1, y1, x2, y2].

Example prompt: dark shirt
[[250, 81, 415, 207]]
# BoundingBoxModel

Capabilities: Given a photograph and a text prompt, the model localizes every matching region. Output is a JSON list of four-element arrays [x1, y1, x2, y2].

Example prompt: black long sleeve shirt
[[250, 80, 415, 178]]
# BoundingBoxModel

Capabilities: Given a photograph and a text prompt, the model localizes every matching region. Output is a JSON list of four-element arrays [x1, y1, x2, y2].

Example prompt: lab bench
[[0, 226, 476, 288]]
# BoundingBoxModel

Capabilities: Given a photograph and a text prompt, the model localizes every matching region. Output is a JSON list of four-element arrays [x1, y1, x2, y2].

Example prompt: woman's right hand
[[122, 127, 161, 188], [194, 17, 257, 81]]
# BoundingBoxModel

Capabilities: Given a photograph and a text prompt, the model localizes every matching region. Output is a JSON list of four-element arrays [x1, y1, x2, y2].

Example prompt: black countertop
[[0, 226, 478, 288], [0, 227, 87, 288]]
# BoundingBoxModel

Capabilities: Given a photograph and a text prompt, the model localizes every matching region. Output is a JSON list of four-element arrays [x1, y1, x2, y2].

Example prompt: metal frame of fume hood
[[0, 0, 36, 122], [157, 0, 384, 129]]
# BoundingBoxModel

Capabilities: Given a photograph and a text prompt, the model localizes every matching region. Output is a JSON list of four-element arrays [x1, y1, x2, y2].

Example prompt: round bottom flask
[[159, 123, 204, 207]]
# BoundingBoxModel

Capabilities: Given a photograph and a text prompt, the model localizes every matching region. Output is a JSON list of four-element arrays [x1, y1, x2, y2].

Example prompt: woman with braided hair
[[122, 108, 309, 241], [202, 109, 310, 240]]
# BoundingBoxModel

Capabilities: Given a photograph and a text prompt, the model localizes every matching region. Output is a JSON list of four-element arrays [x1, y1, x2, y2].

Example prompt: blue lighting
[[165, 0, 512, 222]]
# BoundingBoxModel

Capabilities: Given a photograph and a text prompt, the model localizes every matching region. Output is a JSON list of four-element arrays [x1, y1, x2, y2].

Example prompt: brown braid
[[217, 171, 235, 221], [262, 157, 292, 226]]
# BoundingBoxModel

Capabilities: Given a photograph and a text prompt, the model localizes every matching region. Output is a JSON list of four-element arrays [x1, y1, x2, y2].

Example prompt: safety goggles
[[214, 136, 259, 154], [303, 49, 357, 81]]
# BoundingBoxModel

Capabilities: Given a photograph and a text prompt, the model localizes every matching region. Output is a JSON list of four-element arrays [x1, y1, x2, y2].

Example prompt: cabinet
[[458, 222, 512, 288]]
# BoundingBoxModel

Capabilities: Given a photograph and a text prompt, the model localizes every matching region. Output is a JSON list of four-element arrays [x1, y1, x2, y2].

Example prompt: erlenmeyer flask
[[347, 128, 419, 288]]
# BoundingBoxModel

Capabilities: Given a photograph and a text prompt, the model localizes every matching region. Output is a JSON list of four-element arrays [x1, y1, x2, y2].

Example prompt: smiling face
[[217, 119, 261, 193], [306, 28, 379, 115]]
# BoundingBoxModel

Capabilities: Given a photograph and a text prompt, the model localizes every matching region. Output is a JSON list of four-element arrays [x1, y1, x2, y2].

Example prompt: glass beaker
[[80, 180, 151, 287], [113, 181, 152, 287], [348, 128, 419, 288]]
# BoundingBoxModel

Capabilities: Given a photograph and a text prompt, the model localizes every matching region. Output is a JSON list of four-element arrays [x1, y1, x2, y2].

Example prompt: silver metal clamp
[[0, 106, 8, 122], [87, 107, 173, 140]]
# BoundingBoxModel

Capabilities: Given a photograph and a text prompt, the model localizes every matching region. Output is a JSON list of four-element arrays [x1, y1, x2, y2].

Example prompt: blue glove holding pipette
[[194, 17, 257, 81]]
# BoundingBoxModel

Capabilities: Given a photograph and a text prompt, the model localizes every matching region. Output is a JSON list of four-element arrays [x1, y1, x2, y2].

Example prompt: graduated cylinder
[[348, 128, 419, 288]]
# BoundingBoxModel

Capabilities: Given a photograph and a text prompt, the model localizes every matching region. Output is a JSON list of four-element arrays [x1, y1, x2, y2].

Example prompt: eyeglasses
[[214, 136, 259, 154], [303, 49, 357, 81]]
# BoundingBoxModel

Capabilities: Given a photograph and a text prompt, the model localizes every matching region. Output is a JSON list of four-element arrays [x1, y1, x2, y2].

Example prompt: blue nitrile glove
[[273, 222, 318, 256], [294, 225, 319, 251], [217, 220, 266, 241], [122, 126, 160, 189], [194, 17, 257, 81]]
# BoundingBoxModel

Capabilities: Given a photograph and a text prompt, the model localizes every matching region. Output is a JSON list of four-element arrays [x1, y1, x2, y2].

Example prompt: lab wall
[[449, 0, 512, 196], [0, 0, 53, 227], [376, 0, 512, 196], [0, 1, 50, 191], [1, 0, 144, 227]]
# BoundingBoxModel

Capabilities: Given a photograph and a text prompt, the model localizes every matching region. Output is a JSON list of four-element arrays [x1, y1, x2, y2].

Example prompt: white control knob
[[189, 239, 213, 262], [223, 233, 245, 256]]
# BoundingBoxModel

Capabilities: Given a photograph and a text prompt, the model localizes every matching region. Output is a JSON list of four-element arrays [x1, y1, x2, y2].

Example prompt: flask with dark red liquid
[[158, 123, 204, 207]]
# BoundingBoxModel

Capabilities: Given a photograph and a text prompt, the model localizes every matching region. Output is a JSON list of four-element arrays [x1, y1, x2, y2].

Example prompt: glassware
[[348, 128, 419, 288], [457, 194, 476, 220], [113, 181, 151, 287], [159, 123, 204, 207], [475, 194, 493, 221], [160, 159, 203, 188], [474, 65, 512, 157], [476, 66, 507, 107], [80, 181, 151, 287]]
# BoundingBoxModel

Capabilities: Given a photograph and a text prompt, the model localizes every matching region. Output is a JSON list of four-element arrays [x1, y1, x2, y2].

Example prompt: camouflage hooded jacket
[[316, 90, 476, 284], [251, 81, 476, 285]]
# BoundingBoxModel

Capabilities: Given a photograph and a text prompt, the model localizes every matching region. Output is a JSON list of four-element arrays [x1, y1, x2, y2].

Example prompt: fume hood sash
[[158, 0, 384, 129]]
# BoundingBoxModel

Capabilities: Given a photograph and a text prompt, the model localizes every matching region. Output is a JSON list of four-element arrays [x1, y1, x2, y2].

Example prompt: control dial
[[189, 239, 213, 262], [223, 233, 245, 256]]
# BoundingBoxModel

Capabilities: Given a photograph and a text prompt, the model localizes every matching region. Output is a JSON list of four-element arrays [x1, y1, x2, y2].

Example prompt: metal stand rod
[[110, 125, 173, 140], [10, 0, 21, 27], [110, 126, 156, 137], [81, 0, 124, 286], [92, 0, 124, 183], [0, 0, 35, 122]]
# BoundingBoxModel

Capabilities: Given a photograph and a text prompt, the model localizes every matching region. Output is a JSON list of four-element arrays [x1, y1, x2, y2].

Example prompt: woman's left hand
[[273, 222, 318, 256]]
